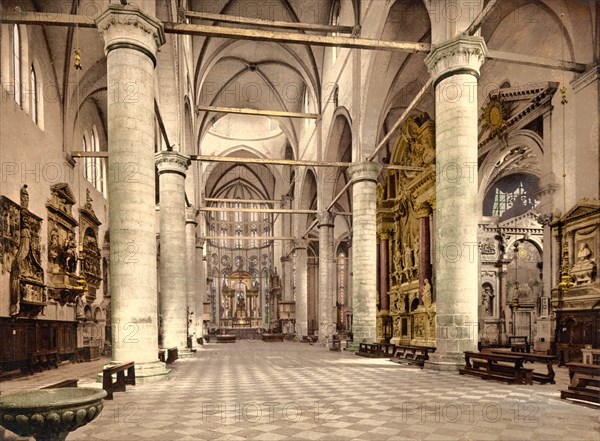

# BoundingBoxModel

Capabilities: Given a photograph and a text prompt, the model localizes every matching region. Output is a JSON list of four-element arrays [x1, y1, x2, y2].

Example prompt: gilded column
[[424, 36, 486, 370], [379, 230, 390, 311], [348, 162, 382, 347], [416, 204, 432, 300], [96, 4, 168, 381], [156, 151, 191, 355]]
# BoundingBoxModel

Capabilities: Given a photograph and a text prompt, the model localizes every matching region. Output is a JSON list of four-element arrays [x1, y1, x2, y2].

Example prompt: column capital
[[186, 206, 199, 225], [377, 228, 393, 241], [348, 162, 382, 183], [196, 238, 205, 249], [317, 211, 336, 228], [425, 35, 487, 86], [292, 239, 309, 251], [96, 4, 165, 66], [156, 151, 191, 177], [415, 202, 432, 218], [280, 194, 293, 208]]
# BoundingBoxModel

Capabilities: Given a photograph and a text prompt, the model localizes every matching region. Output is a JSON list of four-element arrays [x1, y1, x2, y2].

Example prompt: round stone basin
[[0, 387, 107, 441]]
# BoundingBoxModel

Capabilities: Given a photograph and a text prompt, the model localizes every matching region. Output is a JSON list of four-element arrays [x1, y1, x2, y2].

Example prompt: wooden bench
[[356, 343, 384, 358], [560, 363, 600, 405], [301, 335, 318, 343], [102, 362, 136, 400], [508, 336, 530, 353], [390, 344, 436, 367], [488, 349, 557, 384], [460, 351, 533, 385], [217, 334, 237, 343], [262, 333, 284, 342], [26, 350, 59, 374], [40, 379, 79, 389]]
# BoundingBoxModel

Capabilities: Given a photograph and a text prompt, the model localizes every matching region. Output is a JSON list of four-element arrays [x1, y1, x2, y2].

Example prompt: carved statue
[[422, 279, 432, 309], [48, 228, 60, 265], [482, 284, 494, 316], [20, 185, 29, 209], [403, 244, 414, 280], [62, 232, 78, 273], [85, 188, 93, 210], [393, 248, 402, 283], [393, 316, 401, 337], [571, 241, 597, 285], [577, 243, 592, 262]]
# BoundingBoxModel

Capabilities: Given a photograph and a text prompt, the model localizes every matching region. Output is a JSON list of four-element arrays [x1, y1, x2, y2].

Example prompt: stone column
[[424, 36, 486, 370], [348, 163, 382, 347], [185, 206, 199, 347], [196, 238, 206, 338], [96, 4, 168, 381], [156, 151, 191, 355], [294, 240, 308, 337], [318, 211, 336, 340], [417, 204, 433, 300]]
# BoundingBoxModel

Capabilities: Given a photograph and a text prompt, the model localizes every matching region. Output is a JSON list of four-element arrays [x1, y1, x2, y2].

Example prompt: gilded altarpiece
[[79, 190, 102, 303], [5, 186, 47, 317], [46, 183, 79, 305], [552, 199, 600, 364], [377, 114, 436, 347]]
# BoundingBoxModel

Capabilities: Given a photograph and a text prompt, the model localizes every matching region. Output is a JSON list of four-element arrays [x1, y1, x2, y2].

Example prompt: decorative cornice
[[95, 4, 165, 66], [425, 35, 487, 86], [155, 151, 191, 176], [571, 65, 600, 93]]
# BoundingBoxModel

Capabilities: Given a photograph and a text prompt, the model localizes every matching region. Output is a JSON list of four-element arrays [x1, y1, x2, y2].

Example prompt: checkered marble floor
[[1, 341, 598, 441]]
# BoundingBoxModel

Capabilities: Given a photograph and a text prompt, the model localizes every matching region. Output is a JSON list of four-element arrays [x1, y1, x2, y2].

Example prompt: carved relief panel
[[9, 186, 47, 317], [0, 196, 21, 273], [46, 183, 79, 305]]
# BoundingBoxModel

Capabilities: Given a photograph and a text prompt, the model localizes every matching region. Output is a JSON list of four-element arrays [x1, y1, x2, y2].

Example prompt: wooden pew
[[262, 333, 284, 342], [26, 350, 59, 374], [390, 344, 436, 368], [40, 379, 79, 389], [460, 351, 533, 385], [560, 363, 600, 405], [488, 349, 557, 384], [102, 362, 136, 400], [217, 334, 237, 343], [356, 343, 383, 358]]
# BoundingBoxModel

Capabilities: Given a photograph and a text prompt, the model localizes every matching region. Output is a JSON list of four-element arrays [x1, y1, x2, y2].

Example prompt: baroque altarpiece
[[376, 114, 436, 346]]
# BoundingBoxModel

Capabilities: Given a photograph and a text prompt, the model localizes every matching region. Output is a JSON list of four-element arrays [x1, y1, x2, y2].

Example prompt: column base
[[179, 348, 196, 359], [344, 341, 360, 352], [97, 360, 170, 384], [424, 352, 465, 371]]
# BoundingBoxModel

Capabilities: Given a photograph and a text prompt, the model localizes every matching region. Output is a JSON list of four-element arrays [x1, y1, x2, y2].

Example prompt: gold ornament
[[482, 96, 509, 133]]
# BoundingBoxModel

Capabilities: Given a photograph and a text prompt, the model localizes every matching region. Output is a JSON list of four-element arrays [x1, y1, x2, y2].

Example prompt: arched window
[[82, 133, 90, 181], [89, 129, 98, 188], [30, 65, 38, 124], [12, 25, 21, 105], [331, 1, 341, 64]]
